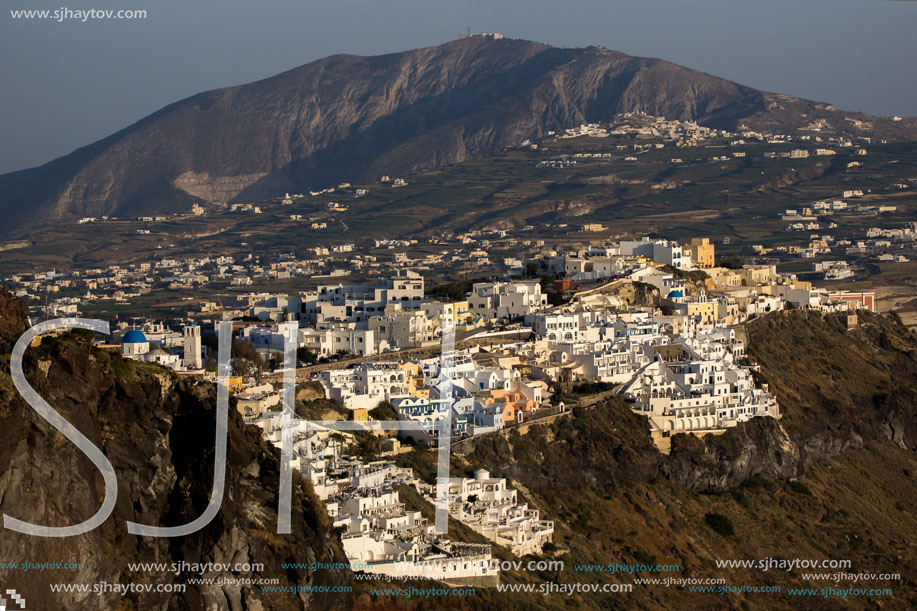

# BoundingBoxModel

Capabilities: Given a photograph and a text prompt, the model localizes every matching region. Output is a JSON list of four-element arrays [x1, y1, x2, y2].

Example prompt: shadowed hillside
[[364, 310, 917, 609], [0, 289, 353, 610], [1, 289, 915, 609]]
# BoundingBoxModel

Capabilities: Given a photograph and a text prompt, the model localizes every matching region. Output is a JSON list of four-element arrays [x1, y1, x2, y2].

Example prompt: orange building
[[228, 376, 244, 393], [483, 389, 537, 425], [351, 408, 370, 422]]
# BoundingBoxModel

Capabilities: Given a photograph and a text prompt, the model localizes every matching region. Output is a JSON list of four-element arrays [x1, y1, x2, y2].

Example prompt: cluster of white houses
[[526, 309, 779, 448], [59, 216, 887, 580], [298, 307, 780, 451], [213, 235, 879, 452], [314, 350, 550, 440], [242, 271, 476, 357], [300, 435, 498, 584], [241, 274, 557, 358], [246, 429, 554, 584], [431, 470, 554, 557], [104, 232, 880, 455], [620, 333, 778, 443]]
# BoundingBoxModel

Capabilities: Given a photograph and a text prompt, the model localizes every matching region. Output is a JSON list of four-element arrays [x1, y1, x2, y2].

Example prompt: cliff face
[[438, 311, 917, 610], [0, 289, 353, 610], [460, 311, 917, 497], [2, 37, 912, 237], [661, 311, 917, 491]]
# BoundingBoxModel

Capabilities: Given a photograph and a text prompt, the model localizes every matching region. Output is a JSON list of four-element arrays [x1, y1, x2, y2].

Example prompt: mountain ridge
[[1, 36, 914, 238]]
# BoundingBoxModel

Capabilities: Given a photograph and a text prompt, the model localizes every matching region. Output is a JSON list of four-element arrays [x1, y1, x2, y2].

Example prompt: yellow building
[[686, 238, 715, 269], [740, 265, 777, 286], [685, 300, 718, 324], [351, 408, 369, 422], [454, 300, 477, 326], [410, 385, 431, 399], [399, 362, 430, 398], [710, 267, 743, 287]]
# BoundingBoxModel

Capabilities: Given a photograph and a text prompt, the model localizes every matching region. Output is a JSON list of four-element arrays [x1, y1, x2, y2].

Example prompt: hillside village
[[0, 114, 909, 581], [7, 231, 877, 450], [223, 232, 872, 450], [4, 21, 917, 609], [3, 227, 888, 579], [221, 235, 871, 576], [4, 110, 913, 324]]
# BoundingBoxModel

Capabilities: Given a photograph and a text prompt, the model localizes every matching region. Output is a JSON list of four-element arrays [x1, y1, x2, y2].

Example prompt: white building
[[620, 238, 692, 269], [440, 469, 554, 556], [621, 341, 779, 437], [298, 441, 498, 584], [183, 324, 203, 370], [318, 363, 410, 410], [305, 272, 425, 323], [467, 281, 547, 320], [531, 312, 582, 341], [368, 311, 435, 350]]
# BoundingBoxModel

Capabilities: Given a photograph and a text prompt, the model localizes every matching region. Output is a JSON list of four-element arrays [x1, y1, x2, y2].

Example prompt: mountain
[[0, 289, 353, 610], [1, 36, 913, 238]]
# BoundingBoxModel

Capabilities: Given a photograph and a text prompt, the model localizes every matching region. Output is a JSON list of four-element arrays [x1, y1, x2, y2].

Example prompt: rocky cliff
[[0, 289, 353, 610], [426, 310, 917, 609], [663, 310, 917, 491]]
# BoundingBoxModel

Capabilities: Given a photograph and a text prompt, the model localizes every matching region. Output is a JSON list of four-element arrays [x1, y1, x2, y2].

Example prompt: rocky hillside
[[661, 310, 917, 492], [2, 287, 915, 609], [371, 310, 917, 609], [0, 289, 353, 611], [1, 36, 913, 237]]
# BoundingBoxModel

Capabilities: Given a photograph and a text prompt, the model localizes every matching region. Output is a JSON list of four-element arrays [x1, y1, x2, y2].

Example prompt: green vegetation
[[231, 338, 263, 376], [703, 512, 735, 537], [296, 346, 316, 364], [348, 432, 384, 461], [429, 280, 471, 301], [570, 380, 617, 395], [369, 401, 398, 421]]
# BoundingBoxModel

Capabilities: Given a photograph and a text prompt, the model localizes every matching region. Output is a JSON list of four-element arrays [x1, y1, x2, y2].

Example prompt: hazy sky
[[1, 0, 915, 174]]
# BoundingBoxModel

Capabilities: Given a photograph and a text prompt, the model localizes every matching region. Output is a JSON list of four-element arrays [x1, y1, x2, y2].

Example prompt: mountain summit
[[0, 36, 910, 236]]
